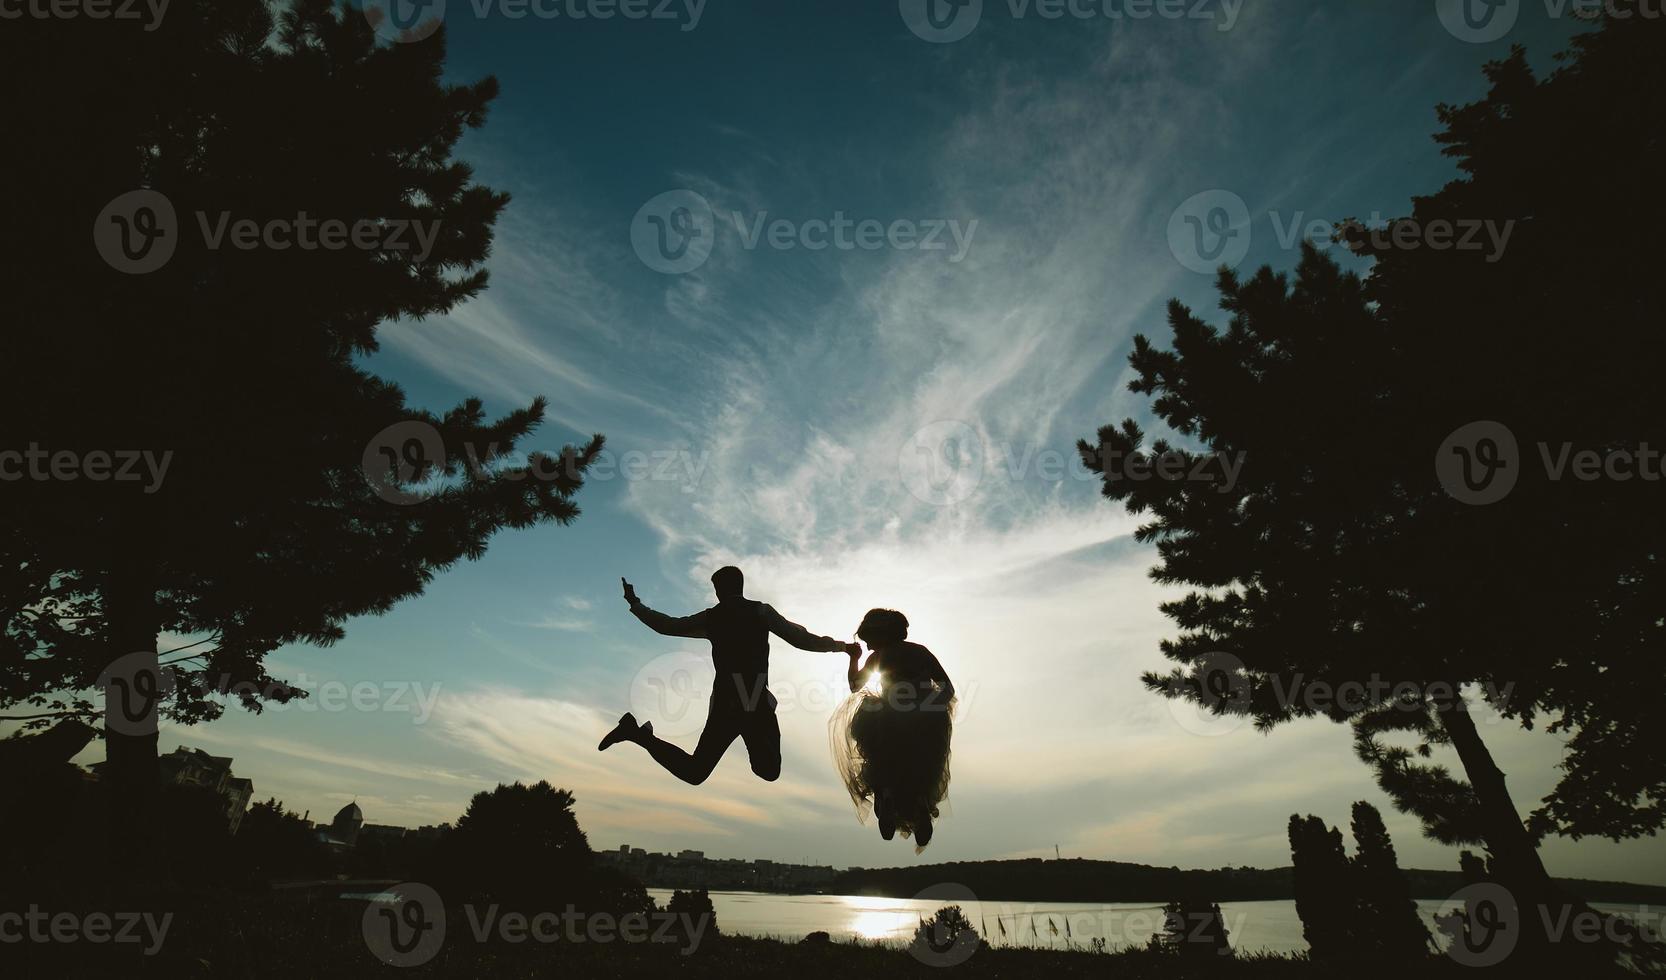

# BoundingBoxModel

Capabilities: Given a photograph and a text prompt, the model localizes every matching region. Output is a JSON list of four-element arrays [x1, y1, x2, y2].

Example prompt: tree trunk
[[102, 560, 161, 885], [1437, 694, 1583, 959], [1436, 698, 1552, 886]]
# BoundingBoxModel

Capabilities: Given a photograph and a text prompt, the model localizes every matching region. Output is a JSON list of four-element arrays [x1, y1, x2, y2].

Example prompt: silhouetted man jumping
[[599, 566, 859, 784]]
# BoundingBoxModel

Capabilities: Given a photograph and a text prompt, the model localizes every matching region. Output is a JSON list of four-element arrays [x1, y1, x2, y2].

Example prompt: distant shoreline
[[831, 859, 1666, 906], [635, 857, 1666, 906]]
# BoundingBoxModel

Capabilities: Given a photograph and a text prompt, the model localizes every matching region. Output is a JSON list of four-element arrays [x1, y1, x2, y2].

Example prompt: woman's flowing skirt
[[829, 686, 953, 845]]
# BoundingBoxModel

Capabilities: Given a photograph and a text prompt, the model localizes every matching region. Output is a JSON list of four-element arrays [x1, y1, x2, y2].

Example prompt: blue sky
[[66, 1, 1666, 884]]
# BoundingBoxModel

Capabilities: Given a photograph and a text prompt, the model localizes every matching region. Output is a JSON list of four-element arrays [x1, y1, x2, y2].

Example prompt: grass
[[3, 886, 1652, 973], [4, 887, 1581, 978]]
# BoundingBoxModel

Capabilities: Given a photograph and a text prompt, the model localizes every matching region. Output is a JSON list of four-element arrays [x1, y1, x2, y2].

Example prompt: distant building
[[308, 805, 447, 849], [320, 801, 363, 847], [595, 844, 840, 893], [224, 778, 253, 832]]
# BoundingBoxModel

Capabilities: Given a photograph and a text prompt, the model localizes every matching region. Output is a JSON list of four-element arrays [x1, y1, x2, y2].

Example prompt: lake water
[[647, 890, 1661, 955]]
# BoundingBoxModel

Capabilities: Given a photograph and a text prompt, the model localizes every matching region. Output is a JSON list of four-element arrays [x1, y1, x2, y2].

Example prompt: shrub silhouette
[[664, 888, 719, 951], [235, 798, 329, 882], [1349, 801, 1435, 959], [913, 904, 975, 947], [1149, 900, 1233, 958], [1290, 802, 1431, 961], [1289, 814, 1356, 959], [432, 782, 596, 912], [912, 904, 981, 959]]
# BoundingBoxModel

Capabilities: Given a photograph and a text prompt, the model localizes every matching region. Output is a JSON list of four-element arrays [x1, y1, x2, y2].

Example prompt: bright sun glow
[[839, 896, 916, 941], [863, 669, 884, 696]]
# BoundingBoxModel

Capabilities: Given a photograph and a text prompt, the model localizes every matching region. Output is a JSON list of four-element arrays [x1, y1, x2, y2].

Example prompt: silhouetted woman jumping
[[829, 609, 955, 849]]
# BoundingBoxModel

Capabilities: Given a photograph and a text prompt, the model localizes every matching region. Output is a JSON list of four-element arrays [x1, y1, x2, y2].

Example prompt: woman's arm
[[848, 652, 877, 693], [922, 647, 955, 702]]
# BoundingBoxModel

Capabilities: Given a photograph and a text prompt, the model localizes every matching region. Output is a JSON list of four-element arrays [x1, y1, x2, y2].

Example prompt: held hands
[[843, 641, 863, 657], [621, 577, 640, 608]]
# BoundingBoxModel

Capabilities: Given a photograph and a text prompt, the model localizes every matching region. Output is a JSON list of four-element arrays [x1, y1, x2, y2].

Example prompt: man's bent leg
[[638, 712, 740, 786], [739, 708, 782, 782]]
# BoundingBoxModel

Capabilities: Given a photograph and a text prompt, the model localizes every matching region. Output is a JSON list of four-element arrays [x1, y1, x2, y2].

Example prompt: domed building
[[325, 800, 363, 847]]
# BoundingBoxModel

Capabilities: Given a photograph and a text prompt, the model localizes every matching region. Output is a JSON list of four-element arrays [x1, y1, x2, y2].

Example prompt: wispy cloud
[[79, 8, 1657, 885]]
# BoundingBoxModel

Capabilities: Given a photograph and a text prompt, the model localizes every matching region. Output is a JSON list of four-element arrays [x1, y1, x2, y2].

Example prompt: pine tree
[[0, 1, 603, 879], [1348, 802, 1433, 959], [1082, 11, 1664, 960], [1290, 804, 1430, 961], [1288, 815, 1355, 960]]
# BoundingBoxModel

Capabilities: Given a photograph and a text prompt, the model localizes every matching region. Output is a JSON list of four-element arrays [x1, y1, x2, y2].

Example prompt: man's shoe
[[915, 814, 933, 848], [598, 712, 639, 751], [876, 792, 897, 840]]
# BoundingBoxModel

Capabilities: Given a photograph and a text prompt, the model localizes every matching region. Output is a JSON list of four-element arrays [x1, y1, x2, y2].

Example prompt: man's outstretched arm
[[762, 604, 859, 655], [621, 578, 708, 639]]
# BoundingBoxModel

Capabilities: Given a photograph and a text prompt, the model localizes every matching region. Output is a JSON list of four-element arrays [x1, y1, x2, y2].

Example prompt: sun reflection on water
[[838, 895, 916, 941]]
